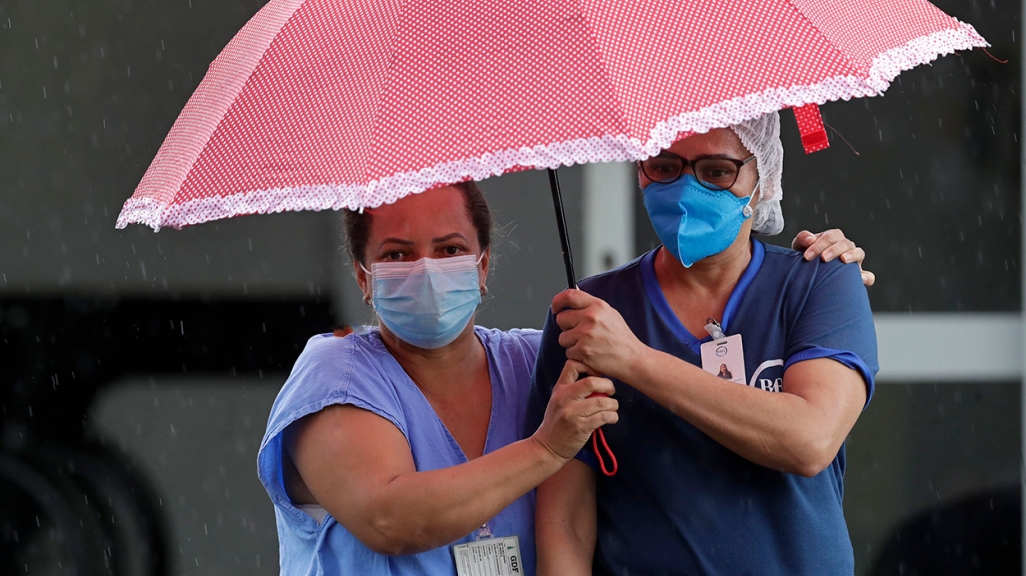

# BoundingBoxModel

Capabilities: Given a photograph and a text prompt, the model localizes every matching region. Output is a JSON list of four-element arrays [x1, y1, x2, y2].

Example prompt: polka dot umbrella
[[116, 0, 986, 286]]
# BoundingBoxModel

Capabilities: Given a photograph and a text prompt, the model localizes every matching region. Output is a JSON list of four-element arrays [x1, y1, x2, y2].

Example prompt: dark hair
[[343, 181, 493, 265]]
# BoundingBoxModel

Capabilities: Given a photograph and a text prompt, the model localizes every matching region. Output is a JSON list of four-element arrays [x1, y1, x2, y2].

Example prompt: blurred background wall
[[0, 1, 1020, 575]]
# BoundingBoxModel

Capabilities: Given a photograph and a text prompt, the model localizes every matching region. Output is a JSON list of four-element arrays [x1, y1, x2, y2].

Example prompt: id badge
[[700, 333, 747, 385], [453, 535, 523, 576]]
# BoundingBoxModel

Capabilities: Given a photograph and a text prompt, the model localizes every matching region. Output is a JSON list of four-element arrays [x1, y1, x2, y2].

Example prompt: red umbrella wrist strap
[[592, 428, 617, 477]]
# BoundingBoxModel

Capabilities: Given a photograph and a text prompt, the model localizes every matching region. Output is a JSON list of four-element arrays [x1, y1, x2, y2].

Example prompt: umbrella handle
[[547, 169, 577, 288]]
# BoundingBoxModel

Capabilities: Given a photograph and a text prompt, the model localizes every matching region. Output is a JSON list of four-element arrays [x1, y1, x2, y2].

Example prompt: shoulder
[[266, 331, 393, 432], [287, 331, 391, 389], [758, 241, 862, 288], [577, 251, 650, 298]]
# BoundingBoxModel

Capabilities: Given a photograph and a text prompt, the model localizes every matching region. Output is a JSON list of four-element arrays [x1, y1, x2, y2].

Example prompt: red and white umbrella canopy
[[117, 0, 987, 230]]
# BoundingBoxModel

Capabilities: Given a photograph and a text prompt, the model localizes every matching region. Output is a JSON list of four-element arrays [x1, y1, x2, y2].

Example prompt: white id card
[[700, 333, 747, 386], [453, 535, 523, 576]]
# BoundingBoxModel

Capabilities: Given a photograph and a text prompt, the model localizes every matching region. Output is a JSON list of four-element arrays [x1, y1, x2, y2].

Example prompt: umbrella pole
[[547, 168, 577, 288]]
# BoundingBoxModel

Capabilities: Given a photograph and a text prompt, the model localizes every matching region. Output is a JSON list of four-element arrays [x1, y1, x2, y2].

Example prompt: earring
[[363, 295, 372, 306]]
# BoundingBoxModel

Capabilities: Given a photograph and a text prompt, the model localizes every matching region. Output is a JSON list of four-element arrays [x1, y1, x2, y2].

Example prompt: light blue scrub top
[[258, 326, 541, 576]]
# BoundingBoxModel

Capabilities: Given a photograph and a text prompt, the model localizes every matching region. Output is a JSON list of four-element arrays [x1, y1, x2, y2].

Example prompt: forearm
[[625, 348, 846, 475], [363, 437, 566, 554], [536, 460, 596, 576]]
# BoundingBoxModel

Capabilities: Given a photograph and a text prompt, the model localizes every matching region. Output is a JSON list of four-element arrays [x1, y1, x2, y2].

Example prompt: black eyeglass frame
[[638, 152, 757, 190]]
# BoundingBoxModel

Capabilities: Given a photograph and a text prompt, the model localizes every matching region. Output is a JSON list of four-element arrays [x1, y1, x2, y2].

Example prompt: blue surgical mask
[[643, 175, 756, 267], [363, 254, 483, 349]]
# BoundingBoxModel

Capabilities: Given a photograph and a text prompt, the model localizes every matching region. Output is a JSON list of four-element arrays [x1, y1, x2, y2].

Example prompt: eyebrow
[[376, 232, 469, 249], [432, 232, 469, 243], [377, 237, 414, 248], [657, 152, 739, 161]]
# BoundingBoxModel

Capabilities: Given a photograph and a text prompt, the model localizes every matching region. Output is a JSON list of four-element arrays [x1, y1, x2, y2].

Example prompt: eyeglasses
[[639, 152, 756, 190]]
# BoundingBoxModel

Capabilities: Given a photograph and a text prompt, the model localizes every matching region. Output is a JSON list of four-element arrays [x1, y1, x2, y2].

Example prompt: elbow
[[784, 436, 839, 478], [790, 457, 832, 479], [362, 536, 410, 557], [355, 514, 433, 556]]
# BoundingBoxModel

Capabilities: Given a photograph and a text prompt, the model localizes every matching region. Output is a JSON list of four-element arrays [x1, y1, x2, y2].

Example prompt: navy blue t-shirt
[[530, 241, 878, 576]]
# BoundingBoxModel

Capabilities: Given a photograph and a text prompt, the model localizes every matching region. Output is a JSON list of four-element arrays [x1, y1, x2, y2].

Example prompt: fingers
[[537, 362, 619, 460], [555, 359, 592, 387], [554, 307, 583, 332], [571, 376, 618, 423], [838, 246, 865, 265], [578, 374, 616, 398], [861, 270, 876, 287], [551, 288, 596, 315], [790, 230, 817, 251], [556, 324, 579, 350], [580, 408, 620, 429], [555, 361, 615, 397], [800, 229, 845, 261]]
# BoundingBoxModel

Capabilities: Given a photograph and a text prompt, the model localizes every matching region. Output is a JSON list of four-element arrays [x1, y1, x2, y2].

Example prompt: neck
[[379, 322, 485, 396], [653, 237, 754, 334], [658, 238, 753, 294]]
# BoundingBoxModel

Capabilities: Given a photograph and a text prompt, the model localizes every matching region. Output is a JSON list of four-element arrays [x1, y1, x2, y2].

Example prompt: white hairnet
[[728, 112, 784, 235]]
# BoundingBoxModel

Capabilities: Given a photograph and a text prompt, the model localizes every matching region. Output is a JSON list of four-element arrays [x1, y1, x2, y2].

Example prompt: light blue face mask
[[363, 254, 483, 349], [643, 174, 756, 267]]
